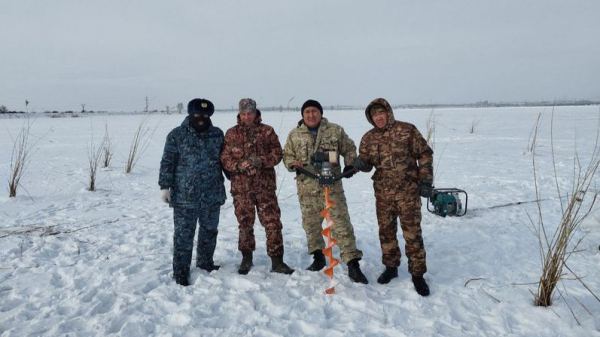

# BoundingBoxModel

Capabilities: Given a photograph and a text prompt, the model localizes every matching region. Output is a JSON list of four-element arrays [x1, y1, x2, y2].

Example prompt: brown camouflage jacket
[[283, 118, 357, 196], [221, 113, 282, 196], [359, 98, 433, 200]]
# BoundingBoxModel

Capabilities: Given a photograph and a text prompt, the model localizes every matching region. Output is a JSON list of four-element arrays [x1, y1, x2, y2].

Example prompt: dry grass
[[86, 131, 103, 192], [425, 109, 436, 148], [125, 114, 155, 174], [469, 116, 481, 134], [8, 119, 38, 197], [528, 108, 600, 311], [101, 122, 115, 168], [526, 112, 542, 154]]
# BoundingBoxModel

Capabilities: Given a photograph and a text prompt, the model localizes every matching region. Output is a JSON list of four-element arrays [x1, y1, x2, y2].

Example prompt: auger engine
[[426, 188, 468, 217]]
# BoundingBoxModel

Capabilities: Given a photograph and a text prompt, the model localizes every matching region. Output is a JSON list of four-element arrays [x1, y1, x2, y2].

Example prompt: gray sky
[[1, 0, 599, 112]]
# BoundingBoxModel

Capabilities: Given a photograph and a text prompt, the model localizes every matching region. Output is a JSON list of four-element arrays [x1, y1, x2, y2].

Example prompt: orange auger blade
[[321, 186, 339, 295]]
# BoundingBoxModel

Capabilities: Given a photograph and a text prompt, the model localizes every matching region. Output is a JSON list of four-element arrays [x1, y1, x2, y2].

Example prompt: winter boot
[[198, 263, 220, 272], [238, 252, 253, 275], [174, 268, 190, 287], [347, 258, 369, 284], [412, 275, 430, 296], [377, 267, 399, 284], [271, 256, 295, 275], [306, 250, 326, 271]]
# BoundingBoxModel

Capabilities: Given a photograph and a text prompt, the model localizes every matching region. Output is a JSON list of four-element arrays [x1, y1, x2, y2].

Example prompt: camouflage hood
[[365, 98, 396, 129]]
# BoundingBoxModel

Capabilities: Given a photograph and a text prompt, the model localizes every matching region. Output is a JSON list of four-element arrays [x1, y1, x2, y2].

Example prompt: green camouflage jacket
[[359, 98, 433, 200], [283, 118, 357, 196]]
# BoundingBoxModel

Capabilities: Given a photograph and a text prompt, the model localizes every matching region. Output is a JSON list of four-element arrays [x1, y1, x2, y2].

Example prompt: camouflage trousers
[[172, 206, 220, 276], [299, 193, 363, 265], [233, 192, 284, 257], [376, 196, 427, 276]]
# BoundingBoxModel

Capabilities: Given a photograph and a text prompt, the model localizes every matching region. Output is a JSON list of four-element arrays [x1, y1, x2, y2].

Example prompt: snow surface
[[1, 106, 599, 337]]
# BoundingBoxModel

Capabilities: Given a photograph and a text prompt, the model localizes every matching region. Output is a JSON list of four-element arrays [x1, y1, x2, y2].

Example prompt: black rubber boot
[[306, 250, 326, 271], [412, 275, 430, 296], [198, 263, 220, 272], [271, 256, 295, 275], [238, 252, 253, 275], [174, 268, 190, 286], [347, 258, 368, 284], [377, 267, 399, 284]]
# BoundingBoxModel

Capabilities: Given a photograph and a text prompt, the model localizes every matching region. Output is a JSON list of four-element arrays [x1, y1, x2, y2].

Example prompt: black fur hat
[[301, 99, 323, 115], [188, 98, 215, 116]]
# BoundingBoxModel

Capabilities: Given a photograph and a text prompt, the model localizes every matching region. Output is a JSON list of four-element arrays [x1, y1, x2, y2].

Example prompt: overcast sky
[[1, 0, 599, 112]]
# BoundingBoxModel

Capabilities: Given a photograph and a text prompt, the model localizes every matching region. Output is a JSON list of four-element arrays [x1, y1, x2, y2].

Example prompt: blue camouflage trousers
[[172, 206, 220, 277]]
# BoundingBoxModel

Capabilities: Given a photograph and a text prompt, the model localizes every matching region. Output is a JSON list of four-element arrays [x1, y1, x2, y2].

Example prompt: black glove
[[343, 165, 356, 178], [418, 181, 434, 198], [354, 157, 369, 172]]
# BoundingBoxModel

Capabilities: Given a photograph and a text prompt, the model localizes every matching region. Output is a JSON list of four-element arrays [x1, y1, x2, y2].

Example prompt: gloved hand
[[343, 165, 356, 178], [160, 189, 171, 203], [291, 161, 303, 176], [418, 181, 434, 198], [248, 156, 263, 169], [354, 157, 370, 172]]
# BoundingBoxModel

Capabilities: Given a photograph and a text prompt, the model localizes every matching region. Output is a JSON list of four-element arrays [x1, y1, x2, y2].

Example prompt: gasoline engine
[[426, 188, 468, 217]]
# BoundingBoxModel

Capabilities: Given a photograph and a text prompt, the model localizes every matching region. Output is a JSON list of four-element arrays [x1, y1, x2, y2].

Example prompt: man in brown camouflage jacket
[[355, 97, 433, 296], [283, 99, 368, 284], [221, 98, 294, 275]]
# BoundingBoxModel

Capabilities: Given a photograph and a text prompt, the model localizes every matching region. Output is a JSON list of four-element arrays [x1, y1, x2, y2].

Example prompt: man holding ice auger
[[283, 99, 368, 284]]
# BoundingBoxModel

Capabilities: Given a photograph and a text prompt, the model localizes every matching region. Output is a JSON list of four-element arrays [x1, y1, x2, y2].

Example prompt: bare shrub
[[528, 109, 600, 310], [125, 114, 156, 174], [8, 119, 38, 197], [101, 123, 115, 168]]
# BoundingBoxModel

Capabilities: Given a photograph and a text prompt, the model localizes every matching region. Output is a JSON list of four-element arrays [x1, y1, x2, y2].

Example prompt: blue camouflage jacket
[[159, 117, 227, 208]]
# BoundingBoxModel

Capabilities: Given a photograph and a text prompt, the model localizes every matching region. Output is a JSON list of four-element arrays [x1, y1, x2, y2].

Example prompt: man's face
[[302, 107, 322, 128], [239, 111, 256, 126], [371, 109, 387, 129]]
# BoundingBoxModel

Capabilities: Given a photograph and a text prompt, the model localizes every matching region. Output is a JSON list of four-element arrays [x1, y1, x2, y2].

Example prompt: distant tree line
[[2, 99, 599, 115]]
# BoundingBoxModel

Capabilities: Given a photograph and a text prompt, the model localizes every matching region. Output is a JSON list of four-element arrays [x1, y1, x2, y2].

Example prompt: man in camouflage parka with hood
[[221, 98, 294, 276], [283, 99, 368, 284], [159, 98, 227, 286], [355, 97, 433, 296]]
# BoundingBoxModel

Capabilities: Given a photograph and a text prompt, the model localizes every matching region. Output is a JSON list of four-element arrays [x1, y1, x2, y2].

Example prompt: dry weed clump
[[8, 119, 38, 197], [125, 114, 156, 174], [528, 109, 600, 313]]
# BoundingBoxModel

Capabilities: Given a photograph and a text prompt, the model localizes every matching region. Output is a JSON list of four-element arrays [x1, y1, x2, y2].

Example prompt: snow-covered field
[[1, 105, 599, 336]]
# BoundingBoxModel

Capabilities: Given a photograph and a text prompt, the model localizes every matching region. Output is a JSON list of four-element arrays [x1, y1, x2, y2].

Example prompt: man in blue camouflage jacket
[[159, 98, 227, 286]]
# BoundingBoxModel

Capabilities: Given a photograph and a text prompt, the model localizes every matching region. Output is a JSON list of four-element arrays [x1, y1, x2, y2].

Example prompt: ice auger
[[293, 149, 355, 294]]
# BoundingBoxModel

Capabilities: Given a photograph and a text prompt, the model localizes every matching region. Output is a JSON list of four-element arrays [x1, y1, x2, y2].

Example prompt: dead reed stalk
[[125, 114, 155, 174], [425, 109, 436, 149], [8, 119, 36, 197], [101, 122, 115, 168], [528, 108, 600, 308]]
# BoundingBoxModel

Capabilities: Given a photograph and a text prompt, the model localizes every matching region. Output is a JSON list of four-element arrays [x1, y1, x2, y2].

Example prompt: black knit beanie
[[301, 99, 323, 116]]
